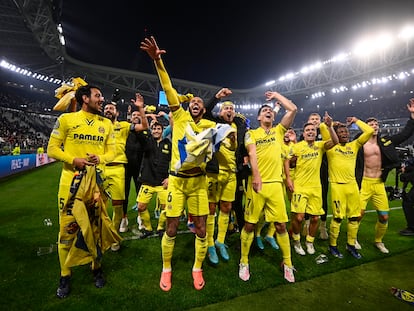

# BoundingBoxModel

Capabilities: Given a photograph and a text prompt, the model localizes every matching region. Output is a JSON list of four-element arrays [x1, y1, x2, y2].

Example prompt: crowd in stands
[[1, 86, 414, 155], [0, 89, 55, 155]]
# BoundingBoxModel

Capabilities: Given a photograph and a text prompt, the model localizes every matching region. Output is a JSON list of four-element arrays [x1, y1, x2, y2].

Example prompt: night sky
[[61, 0, 414, 89]]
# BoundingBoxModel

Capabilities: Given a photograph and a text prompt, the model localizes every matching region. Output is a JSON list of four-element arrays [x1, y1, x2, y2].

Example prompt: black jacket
[[125, 129, 145, 171], [356, 117, 414, 186], [138, 131, 172, 186]]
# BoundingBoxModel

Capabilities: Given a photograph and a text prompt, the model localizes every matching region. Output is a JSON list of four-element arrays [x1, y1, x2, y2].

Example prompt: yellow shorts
[[166, 174, 209, 217], [105, 164, 126, 201], [330, 181, 360, 219], [244, 178, 288, 224], [290, 186, 324, 215], [137, 184, 167, 205], [207, 173, 219, 204], [217, 169, 236, 202], [359, 177, 389, 212]]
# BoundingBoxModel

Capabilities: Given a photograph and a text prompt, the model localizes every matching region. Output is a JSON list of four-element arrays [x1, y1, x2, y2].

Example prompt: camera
[[111, 88, 121, 102], [385, 185, 402, 200]]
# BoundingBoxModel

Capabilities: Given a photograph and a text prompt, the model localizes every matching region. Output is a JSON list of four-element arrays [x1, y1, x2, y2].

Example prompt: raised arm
[[323, 111, 339, 149], [265, 91, 297, 129], [347, 117, 374, 145], [140, 36, 180, 111], [390, 98, 414, 145], [130, 93, 149, 131], [204, 88, 233, 116]]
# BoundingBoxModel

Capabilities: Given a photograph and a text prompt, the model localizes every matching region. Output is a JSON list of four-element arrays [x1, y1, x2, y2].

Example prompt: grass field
[[1, 162, 413, 310]]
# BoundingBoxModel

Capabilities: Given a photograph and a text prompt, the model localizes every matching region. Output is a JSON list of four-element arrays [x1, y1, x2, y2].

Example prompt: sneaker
[[156, 229, 165, 237], [208, 246, 219, 265], [131, 203, 138, 211], [305, 241, 315, 255], [215, 240, 230, 261], [283, 264, 296, 283], [56, 276, 71, 298], [346, 243, 362, 259], [137, 215, 144, 230], [354, 240, 362, 250], [111, 242, 120, 252], [187, 221, 196, 234], [399, 227, 414, 236], [140, 229, 154, 239], [119, 217, 129, 233], [265, 236, 279, 250], [375, 242, 389, 254], [160, 271, 172, 291], [239, 263, 250, 281], [255, 236, 264, 250], [92, 268, 105, 288], [293, 240, 306, 256], [192, 269, 205, 290], [319, 222, 329, 240], [329, 245, 343, 259]]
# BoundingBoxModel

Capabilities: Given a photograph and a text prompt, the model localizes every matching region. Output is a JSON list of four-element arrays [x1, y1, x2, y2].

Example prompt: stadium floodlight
[[330, 52, 349, 63], [57, 23, 65, 46], [265, 80, 275, 86], [1, 59, 62, 85], [375, 32, 393, 50], [353, 38, 374, 56], [398, 25, 414, 40]]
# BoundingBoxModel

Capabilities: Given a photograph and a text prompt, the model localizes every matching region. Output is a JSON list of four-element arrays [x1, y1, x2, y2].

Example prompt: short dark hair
[[257, 104, 272, 116], [151, 121, 163, 129], [365, 117, 378, 123], [75, 85, 101, 105], [302, 122, 314, 130]]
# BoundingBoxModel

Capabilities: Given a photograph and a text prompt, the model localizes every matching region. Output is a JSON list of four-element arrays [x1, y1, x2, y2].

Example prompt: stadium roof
[[1, 0, 414, 105]]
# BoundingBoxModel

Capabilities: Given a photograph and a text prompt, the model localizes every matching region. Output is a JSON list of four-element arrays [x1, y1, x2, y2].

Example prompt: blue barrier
[[0, 153, 55, 179]]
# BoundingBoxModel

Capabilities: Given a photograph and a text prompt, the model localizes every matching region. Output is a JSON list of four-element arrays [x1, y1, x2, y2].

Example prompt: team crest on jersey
[[65, 222, 79, 234], [98, 126, 105, 134]]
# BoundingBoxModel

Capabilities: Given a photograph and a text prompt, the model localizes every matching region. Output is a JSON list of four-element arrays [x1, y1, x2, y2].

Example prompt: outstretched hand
[[131, 93, 145, 109], [324, 111, 333, 127], [407, 98, 414, 113], [140, 36, 166, 60]]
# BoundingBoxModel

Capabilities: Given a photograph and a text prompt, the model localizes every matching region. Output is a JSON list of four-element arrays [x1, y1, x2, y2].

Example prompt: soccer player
[[239, 90, 297, 283], [285, 112, 338, 256], [203, 96, 250, 264], [135, 121, 172, 237], [103, 95, 148, 251], [140, 36, 216, 291], [47, 84, 116, 298], [325, 117, 374, 259], [301, 112, 330, 240], [355, 98, 414, 252]]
